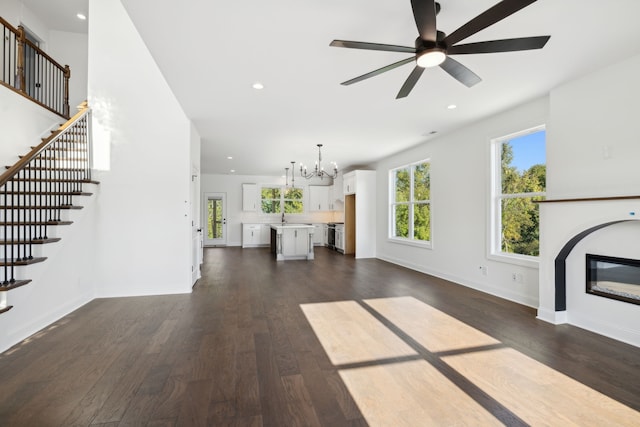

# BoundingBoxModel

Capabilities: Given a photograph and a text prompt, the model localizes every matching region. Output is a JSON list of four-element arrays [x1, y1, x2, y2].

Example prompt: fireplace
[[586, 254, 640, 306]]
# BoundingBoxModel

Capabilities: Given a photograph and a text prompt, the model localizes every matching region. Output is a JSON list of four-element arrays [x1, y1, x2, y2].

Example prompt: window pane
[[413, 163, 430, 201], [501, 130, 546, 194], [262, 200, 281, 213], [261, 187, 281, 199], [285, 187, 303, 200], [395, 169, 410, 202], [501, 197, 542, 256], [394, 204, 409, 238], [413, 203, 430, 241], [284, 200, 303, 213]]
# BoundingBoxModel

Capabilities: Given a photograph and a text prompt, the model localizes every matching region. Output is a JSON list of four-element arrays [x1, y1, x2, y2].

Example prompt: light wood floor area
[[0, 247, 639, 426]]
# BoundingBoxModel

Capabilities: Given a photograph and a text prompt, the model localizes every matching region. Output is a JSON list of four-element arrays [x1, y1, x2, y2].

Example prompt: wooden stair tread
[[2, 191, 92, 196], [0, 220, 73, 226], [0, 257, 46, 267], [32, 146, 88, 152], [5, 166, 89, 171], [2, 205, 83, 210], [0, 279, 32, 291], [0, 305, 13, 314], [0, 238, 61, 245], [10, 178, 98, 184]]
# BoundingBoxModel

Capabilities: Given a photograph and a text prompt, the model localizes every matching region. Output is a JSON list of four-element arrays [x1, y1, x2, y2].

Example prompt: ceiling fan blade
[[396, 66, 425, 99], [444, 0, 537, 47], [411, 0, 438, 42], [448, 36, 550, 54], [330, 40, 416, 54], [439, 57, 481, 87], [341, 57, 416, 86]]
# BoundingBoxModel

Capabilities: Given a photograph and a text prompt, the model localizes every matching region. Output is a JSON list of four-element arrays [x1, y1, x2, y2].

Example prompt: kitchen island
[[270, 224, 315, 261]]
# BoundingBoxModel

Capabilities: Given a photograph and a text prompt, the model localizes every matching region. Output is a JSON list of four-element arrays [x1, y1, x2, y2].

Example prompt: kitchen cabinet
[[331, 173, 344, 208], [282, 228, 309, 257], [343, 172, 356, 195], [242, 223, 270, 248], [343, 170, 376, 258], [270, 224, 314, 260], [242, 183, 258, 211], [308, 185, 331, 211], [322, 224, 328, 246], [312, 224, 325, 246], [335, 224, 345, 253]]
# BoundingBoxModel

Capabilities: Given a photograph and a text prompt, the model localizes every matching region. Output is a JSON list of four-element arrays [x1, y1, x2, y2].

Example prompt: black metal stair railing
[[0, 103, 92, 293], [1, 16, 71, 118]]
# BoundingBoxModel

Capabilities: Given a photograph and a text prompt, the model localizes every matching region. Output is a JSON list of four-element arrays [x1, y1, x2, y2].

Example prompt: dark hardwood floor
[[0, 247, 639, 426]]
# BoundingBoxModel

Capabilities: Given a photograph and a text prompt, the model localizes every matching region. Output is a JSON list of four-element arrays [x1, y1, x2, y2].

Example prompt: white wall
[[375, 97, 548, 308], [88, 0, 192, 297], [201, 174, 339, 246], [48, 30, 88, 110], [538, 52, 640, 346], [547, 54, 640, 199], [0, 88, 60, 166]]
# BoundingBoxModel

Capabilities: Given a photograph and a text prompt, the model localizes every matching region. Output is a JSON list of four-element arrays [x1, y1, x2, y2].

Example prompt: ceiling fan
[[330, 0, 550, 98]]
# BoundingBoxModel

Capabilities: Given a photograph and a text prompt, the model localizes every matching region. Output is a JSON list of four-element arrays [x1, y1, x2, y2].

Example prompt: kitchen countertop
[[270, 224, 315, 230]]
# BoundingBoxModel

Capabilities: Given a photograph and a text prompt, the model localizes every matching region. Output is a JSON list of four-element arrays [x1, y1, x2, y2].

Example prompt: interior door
[[204, 192, 227, 246]]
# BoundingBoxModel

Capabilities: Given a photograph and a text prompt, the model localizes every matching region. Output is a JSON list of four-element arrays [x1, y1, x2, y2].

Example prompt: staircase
[[0, 103, 97, 313]]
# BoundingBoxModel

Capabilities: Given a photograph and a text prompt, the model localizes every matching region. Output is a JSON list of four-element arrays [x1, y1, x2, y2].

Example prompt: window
[[491, 126, 546, 261], [390, 161, 431, 245], [261, 186, 304, 214], [261, 187, 281, 213]]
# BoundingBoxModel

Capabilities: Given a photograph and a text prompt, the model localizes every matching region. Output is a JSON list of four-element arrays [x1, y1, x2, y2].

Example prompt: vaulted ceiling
[[22, 0, 640, 176]]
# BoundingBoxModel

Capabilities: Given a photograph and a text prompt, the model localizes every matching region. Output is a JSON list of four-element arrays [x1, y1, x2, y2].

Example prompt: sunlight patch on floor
[[339, 359, 501, 426], [364, 296, 500, 353], [301, 296, 640, 426], [444, 346, 640, 426], [299, 300, 417, 365]]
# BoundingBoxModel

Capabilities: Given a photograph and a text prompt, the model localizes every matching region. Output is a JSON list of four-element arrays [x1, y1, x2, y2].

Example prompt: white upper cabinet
[[343, 172, 356, 195], [308, 185, 331, 211], [242, 183, 258, 211]]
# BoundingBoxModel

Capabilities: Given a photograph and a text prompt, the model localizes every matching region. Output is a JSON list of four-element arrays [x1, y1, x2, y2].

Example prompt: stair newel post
[[63, 65, 70, 118], [16, 26, 26, 93]]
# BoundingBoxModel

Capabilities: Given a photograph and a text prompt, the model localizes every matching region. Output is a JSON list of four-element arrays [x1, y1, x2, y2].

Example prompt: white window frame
[[260, 185, 304, 215], [388, 159, 432, 249], [489, 125, 545, 267]]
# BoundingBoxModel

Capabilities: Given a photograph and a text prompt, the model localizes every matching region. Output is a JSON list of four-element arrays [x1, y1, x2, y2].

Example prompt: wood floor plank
[[0, 246, 637, 426]]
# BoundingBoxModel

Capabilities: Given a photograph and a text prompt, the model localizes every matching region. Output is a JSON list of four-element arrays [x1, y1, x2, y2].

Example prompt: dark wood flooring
[[0, 247, 639, 426]]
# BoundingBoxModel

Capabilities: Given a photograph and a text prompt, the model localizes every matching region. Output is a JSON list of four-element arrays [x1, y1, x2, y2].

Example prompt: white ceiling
[[21, 0, 640, 176]]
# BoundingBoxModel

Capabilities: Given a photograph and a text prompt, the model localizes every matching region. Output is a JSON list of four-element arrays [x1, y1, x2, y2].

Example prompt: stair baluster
[[0, 104, 97, 311]]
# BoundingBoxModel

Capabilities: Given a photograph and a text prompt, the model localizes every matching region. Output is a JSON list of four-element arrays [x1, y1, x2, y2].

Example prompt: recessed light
[[77, 13, 87, 20], [252, 82, 264, 90], [227, 156, 233, 160], [447, 104, 457, 110], [230, 169, 235, 173]]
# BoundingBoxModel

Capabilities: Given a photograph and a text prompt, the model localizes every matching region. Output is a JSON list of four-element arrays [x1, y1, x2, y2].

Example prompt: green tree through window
[[261, 186, 304, 214], [495, 128, 546, 257], [390, 161, 431, 243]]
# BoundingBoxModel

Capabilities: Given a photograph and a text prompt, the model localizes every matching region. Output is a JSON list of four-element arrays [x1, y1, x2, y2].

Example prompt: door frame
[[203, 192, 227, 246]]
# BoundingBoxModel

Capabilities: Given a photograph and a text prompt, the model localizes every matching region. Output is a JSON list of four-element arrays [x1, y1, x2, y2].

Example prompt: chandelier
[[300, 144, 338, 180], [284, 161, 296, 188]]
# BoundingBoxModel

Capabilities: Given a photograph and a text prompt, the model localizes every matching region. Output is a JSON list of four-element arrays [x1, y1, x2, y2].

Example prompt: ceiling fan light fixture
[[416, 49, 446, 68]]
